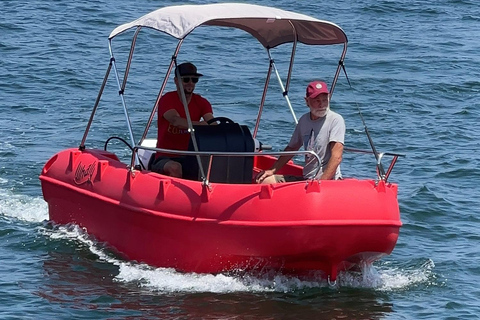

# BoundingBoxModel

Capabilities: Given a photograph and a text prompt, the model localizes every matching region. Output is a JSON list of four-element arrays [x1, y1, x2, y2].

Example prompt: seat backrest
[[183, 123, 254, 183]]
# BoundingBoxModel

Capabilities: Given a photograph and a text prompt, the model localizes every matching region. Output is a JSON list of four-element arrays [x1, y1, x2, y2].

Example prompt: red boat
[[40, 3, 403, 283]]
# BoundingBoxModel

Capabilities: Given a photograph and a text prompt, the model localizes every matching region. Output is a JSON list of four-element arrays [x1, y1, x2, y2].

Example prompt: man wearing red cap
[[256, 80, 345, 183], [151, 62, 214, 177]]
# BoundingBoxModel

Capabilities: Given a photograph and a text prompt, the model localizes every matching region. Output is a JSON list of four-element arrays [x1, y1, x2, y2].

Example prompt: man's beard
[[311, 106, 329, 118]]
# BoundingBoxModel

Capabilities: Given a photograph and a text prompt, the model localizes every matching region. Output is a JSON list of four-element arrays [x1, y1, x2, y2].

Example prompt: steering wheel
[[206, 117, 235, 125]]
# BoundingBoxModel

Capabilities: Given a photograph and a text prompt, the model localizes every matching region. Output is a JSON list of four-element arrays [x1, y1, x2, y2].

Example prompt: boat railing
[[130, 145, 322, 185], [344, 147, 405, 182], [130, 145, 404, 184]]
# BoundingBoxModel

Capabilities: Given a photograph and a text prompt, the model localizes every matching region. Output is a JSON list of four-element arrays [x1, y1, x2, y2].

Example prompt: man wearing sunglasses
[[152, 62, 214, 177]]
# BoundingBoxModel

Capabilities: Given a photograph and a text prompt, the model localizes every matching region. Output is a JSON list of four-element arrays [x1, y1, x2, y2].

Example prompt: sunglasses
[[182, 77, 199, 84]]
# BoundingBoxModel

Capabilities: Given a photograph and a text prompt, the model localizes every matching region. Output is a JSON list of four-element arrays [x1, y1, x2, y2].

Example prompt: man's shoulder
[[192, 92, 209, 101], [158, 91, 181, 114], [327, 110, 345, 123], [160, 91, 179, 103], [192, 93, 212, 107], [327, 110, 345, 134], [328, 109, 343, 118], [298, 112, 311, 122]]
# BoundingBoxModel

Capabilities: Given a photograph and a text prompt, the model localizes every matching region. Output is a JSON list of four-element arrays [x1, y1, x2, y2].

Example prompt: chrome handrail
[[129, 145, 404, 183], [129, 146, 321, 185], [344, 147, 405, 182]]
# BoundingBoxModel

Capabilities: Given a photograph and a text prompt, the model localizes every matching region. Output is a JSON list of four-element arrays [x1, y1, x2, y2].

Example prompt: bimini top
[[109, 3, 347, 48]]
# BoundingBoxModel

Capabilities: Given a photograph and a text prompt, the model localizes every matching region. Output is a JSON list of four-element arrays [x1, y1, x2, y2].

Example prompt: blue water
[[1, 0, 480, 318]]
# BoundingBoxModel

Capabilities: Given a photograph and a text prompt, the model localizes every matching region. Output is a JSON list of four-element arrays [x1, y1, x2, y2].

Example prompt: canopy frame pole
[[173, 59, 208, 184], [269, 20, 298, 124], [139, 39, 184, 148], [121, 27, 141, 93], [254, 20, 299, 135], [79, 60, 113, 150], [108, 38, 138, 166], [338, 51, 387, 180], [329, 42, 348, 97], [253, 58, 274, 138], [284, 21, 297, 101], [268, 50, 298, 124], [133, 36, 207, 182]]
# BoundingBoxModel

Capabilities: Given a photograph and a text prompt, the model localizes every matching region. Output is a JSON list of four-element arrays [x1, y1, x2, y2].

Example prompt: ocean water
[[1, 0, 480, 319]]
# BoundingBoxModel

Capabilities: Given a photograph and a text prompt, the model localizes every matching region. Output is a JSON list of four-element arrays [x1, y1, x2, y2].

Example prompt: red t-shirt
[[156, 91, 212, 156]]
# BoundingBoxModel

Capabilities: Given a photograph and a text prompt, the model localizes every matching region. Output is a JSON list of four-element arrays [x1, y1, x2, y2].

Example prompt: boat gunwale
[[41, 173, 401, 228]]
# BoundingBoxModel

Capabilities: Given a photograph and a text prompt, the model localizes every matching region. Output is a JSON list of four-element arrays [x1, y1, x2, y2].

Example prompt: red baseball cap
[[306, 81, 329, 98]]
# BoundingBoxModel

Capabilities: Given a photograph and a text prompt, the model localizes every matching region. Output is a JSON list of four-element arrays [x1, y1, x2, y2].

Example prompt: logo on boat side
[[74, 161, 97, 185]]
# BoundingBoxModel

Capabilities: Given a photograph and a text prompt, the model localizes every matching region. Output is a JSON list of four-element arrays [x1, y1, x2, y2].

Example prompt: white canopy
[[109, 3, 347, 48]]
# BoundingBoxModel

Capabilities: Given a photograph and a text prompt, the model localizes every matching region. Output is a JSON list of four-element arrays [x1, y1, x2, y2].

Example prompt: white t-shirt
[[288, 109, 345, 179]]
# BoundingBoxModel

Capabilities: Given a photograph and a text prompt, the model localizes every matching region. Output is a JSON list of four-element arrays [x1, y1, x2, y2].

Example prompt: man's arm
[[319, 141, 343, 180], [256, 145, 297, 183], [163, 109, 209, 128], [202, 112, 214, 124]]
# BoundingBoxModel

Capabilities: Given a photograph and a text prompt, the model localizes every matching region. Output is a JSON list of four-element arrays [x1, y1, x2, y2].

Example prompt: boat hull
[[40, 148, 401, 281]]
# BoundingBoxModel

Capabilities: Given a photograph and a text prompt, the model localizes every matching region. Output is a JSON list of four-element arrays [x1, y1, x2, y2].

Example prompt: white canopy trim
[[109, 3, 347, 48]]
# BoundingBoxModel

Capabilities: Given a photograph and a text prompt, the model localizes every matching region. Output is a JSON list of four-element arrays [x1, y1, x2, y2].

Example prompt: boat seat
[[183, 122, 254, 184]]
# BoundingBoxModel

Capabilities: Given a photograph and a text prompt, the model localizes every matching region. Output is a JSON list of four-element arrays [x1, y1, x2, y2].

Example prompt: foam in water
[[41, 222, 436, 293], [1, 189, 435, 293], [337, 259, 435, 291], [376, 259, 437, 291], [0, 188, 48, 223]]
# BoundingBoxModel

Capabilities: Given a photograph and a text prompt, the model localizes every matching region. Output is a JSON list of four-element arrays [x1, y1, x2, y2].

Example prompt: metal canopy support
[[336, 45, 389, 181], [329, 42, 347, 97], [253, 60, 274, 138], [174, 59, 207, 184], [284, 21, 297, 96], [121, 27, 142, 94], [139, 40, 184, 148], [80, 27, 143, 162], [268, 50, 298, 124], [253, 21, 300, 136], [108, 38, 137, 166], [79, 59, 113, 150], [135, 37, 206, 182]]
